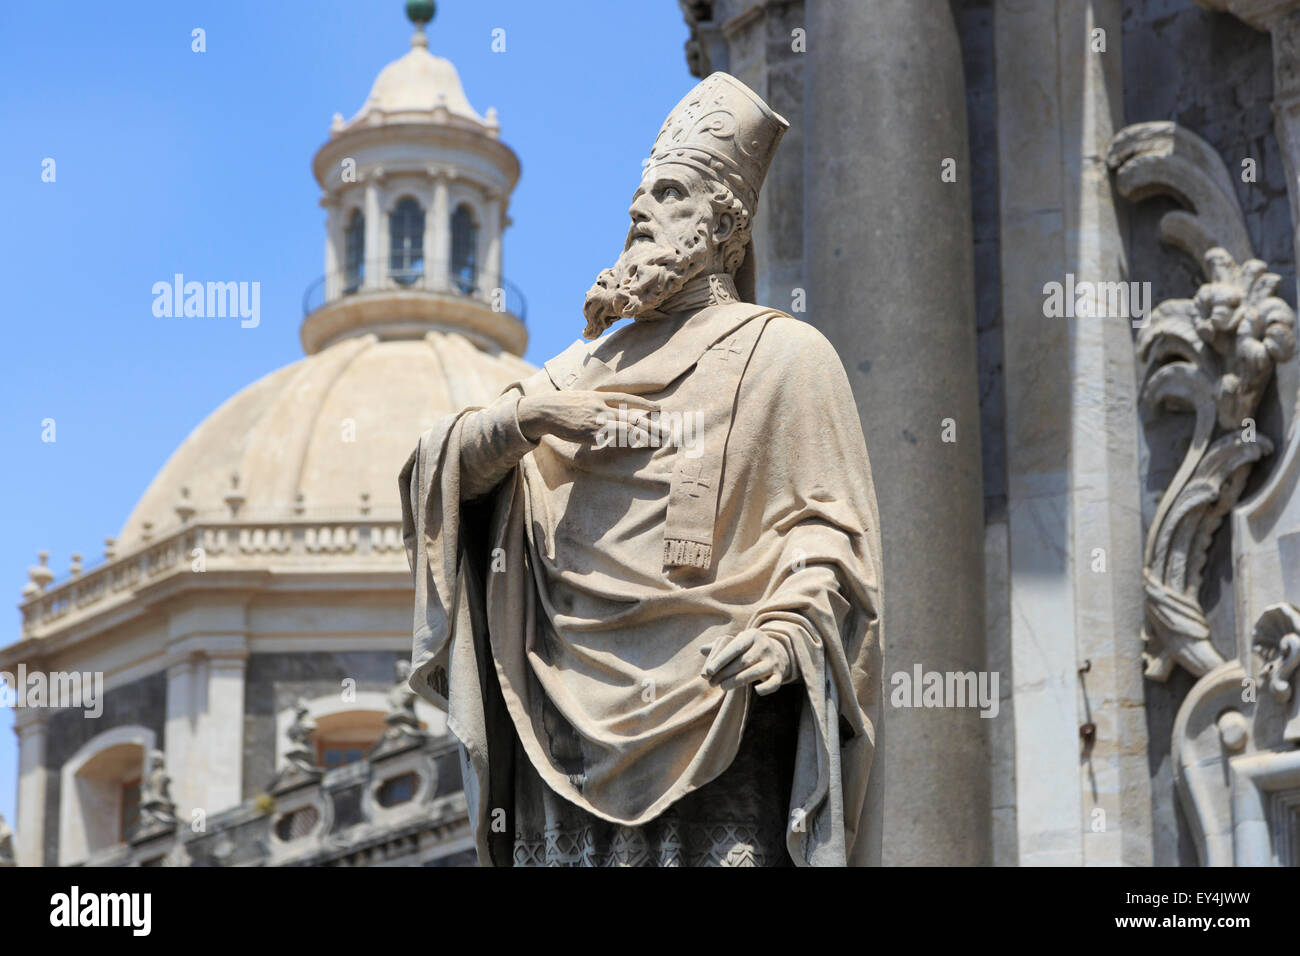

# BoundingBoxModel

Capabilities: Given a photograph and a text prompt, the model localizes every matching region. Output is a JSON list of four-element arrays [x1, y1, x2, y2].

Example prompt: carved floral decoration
[[1109, 121, 1298, 680], [1136, 251, 1296, 678]]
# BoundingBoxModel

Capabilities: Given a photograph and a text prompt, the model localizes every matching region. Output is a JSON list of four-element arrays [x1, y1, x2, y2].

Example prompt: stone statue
[[379, 659, 424, 745], [137, 749, 177, 832], [400, 72, 883, 866], [0, 811, 14, 866], [284, 697, 319, 775]]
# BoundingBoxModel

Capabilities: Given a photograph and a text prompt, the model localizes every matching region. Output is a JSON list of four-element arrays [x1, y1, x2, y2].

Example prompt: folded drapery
[[400, 306, 883, 866]]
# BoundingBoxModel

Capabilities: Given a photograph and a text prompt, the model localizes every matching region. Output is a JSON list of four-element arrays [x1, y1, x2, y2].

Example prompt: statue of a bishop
[[401, 72, 883, 867]]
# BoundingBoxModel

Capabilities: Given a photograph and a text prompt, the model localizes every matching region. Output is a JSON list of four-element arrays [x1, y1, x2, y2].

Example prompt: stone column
[[165, 612, 249, 821], [431, 171, 450, 292], [322, 199, 339, 301], [804, 0, 989, 865], [163, 650, 197, 816], [484, 191, 503, 297], [363, 171, 384, 290], [421, 172, 436, 291], [203, 648, 248, 811], [13, 706, 49, 866]]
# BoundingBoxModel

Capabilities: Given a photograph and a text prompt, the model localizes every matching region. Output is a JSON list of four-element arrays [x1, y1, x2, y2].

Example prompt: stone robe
[[400, 302, 883, 866]]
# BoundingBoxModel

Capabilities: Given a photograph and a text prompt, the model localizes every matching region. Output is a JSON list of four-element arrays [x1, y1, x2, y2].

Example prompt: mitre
[[644, 72, 789, 302]]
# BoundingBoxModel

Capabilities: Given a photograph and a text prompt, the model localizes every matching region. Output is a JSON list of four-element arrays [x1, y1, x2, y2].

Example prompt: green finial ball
[[406, 0, 435, 27]]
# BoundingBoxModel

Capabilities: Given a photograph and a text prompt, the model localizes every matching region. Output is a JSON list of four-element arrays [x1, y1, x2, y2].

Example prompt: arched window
[[59, 725, 155, 864], [275, 692, 447, 775], [315, 708, 385, 768], [343, 209, 365, 293], [450, 204, 479, 295], [389, 198, 425, 285]]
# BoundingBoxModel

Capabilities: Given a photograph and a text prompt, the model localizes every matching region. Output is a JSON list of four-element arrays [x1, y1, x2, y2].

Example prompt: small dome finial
[[406, 0, 435, 27], [406, 0, 435, 47]]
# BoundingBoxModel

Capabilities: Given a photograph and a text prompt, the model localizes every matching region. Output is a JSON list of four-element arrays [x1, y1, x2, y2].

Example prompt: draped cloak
[[399, 301, 883, 866]]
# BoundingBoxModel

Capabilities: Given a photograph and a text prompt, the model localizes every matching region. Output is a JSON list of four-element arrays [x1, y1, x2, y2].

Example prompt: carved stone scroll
[[1109, 122, 1297, 680]]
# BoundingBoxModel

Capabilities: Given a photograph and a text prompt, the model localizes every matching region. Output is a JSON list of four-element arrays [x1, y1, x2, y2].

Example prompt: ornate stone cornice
[[312, 122, 519, 193]]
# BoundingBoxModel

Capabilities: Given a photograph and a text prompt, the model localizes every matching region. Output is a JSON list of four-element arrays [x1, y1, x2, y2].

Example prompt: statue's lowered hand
[[700, 628, 794, 695], [517, 390, 659, 446]]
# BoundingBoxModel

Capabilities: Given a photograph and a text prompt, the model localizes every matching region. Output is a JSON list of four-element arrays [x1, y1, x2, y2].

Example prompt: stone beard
[[400, 72, 883, 867], [581, 181, 748, 339]]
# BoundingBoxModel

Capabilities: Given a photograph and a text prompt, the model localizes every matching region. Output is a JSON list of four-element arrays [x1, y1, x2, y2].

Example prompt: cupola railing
[[302, 259, 526, 322]]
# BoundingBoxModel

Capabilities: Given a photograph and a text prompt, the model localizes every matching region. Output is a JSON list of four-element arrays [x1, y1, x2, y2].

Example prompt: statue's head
[[582, 73, 788, 339]]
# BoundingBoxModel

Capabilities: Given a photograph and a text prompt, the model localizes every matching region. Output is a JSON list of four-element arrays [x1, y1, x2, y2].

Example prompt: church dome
[[112, 5, 530, 554], [360, 42, 478, 123], [336, 29, 494, 135], [18, 1, 529, 616], [116, 330, 532, 552]]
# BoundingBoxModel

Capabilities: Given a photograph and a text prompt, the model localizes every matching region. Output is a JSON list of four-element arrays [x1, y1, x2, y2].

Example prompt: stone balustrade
[[20, 516, 410, 637]]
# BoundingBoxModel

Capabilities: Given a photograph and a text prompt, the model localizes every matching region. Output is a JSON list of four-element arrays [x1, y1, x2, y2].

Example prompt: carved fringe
[[663, 538, 712, 569]]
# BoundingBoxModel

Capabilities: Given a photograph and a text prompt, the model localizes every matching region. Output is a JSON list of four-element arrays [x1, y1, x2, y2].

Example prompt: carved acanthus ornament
[[1252, 603, 1300, 704], [1109, 122, 1298, 680]]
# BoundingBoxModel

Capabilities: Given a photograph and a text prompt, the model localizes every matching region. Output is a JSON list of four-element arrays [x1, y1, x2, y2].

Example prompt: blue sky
[[0, 0, 694, 829]]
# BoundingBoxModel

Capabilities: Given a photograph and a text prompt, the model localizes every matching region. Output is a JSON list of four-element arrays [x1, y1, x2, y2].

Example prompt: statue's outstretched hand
[[700, 629, 795, 695], [517, 390, 659, 445]]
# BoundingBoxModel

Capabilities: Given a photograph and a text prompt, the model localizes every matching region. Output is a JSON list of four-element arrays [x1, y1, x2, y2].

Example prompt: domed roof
[[339, 32, 490, 133], [117, 331, 534, 551]]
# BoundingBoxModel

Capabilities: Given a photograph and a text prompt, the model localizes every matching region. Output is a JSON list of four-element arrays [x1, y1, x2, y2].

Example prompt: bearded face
[[582, 165, 727, 339]]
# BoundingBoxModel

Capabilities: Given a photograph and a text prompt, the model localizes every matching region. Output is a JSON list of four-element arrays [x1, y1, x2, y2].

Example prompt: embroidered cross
[[708, 338, 745, 362], [678, 462, 711, 498]]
